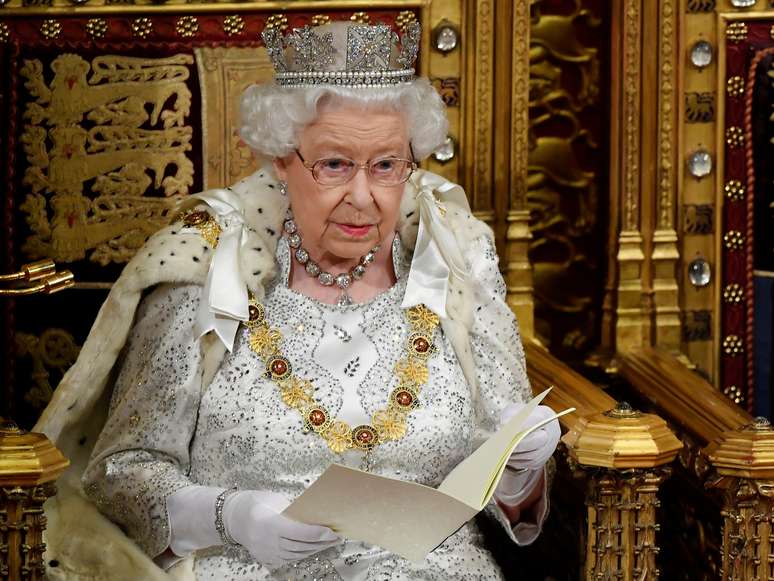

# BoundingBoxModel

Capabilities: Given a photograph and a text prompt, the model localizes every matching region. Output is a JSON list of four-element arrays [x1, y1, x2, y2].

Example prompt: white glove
[[501, 403, 561, 471], [167, 486, 340, 567]]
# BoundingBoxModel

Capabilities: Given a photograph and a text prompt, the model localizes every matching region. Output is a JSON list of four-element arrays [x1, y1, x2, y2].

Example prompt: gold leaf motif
[[0, 22, 10, 43], [40, 19, 62, 40], [396, 11, 417, 33], [350, 12, 371, 24], [407, 304, 440, 332], [323, 420, 352, 454], [373, 409, 407, 441], [311, 15, 331, 27], [223, 15, 245, 37], [176, 16, 199, 39], [395, 358, 429, 386], [86, 18, 108, 39], [727, 76, 744, 97], [15, 328, 81, 409], [132, 18, 153, 39], [266, 14, 288, 32], [248, 324, 282, 358], [278, 377, 314, 408]]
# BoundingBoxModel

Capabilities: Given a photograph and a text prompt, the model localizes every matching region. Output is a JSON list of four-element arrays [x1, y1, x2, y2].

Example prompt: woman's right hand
[[222, 490, 341, 566]]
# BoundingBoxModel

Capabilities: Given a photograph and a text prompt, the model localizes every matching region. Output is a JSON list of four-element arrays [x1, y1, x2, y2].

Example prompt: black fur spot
[[160, 260, 165, 265], [193, 256, 200, 262], [406, 211, 415, 218], [49, 560, 60, 568], [78, 436, 86, 446], [253, 270, 262, 276], [266, 228, 276, 236], [181, 240, 187, 244], [268, 184, 275, 189], [254, 247, 262, 252], [258, 208, 263, 214]]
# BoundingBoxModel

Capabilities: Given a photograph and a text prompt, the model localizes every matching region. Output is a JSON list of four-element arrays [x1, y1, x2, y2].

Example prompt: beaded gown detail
[[82, 233, 533, 580]]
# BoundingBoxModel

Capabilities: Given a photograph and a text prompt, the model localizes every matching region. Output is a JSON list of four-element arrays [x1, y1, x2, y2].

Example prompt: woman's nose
[[346, 166, 374, 208]]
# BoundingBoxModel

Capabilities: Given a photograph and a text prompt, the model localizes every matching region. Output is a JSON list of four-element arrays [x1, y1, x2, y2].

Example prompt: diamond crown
[[262, 21, 421, 88]]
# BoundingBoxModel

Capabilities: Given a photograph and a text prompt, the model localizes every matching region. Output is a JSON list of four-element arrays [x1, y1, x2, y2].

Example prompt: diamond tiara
[[262, 21, 421, 88]]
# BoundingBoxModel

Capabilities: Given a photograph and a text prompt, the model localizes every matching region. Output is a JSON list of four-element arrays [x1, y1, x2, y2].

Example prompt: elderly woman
[[36, 20, 559, 581]]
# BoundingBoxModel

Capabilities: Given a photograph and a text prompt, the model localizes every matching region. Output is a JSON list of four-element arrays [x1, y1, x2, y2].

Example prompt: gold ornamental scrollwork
[[15, 328, 81, 409], [18, 53, 195, 265]]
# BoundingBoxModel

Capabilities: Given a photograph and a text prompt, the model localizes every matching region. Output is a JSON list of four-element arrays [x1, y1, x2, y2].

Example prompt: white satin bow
[[190, 189, 250, 352], [400, 172, 471, 319]]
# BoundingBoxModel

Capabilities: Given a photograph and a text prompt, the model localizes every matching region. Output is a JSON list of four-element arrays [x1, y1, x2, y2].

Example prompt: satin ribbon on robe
[[400, 172, 471, 319], [188, 189, 251, 352]]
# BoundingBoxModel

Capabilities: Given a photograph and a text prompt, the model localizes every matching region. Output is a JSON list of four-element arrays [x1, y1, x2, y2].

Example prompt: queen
[[36, 20, 560, 580]]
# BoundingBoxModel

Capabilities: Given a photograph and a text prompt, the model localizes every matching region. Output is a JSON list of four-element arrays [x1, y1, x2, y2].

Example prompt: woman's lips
[[336, 223, 373, 237]]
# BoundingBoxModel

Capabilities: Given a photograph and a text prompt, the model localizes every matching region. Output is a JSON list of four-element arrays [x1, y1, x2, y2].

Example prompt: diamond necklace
[[283, 216, 380, 308]]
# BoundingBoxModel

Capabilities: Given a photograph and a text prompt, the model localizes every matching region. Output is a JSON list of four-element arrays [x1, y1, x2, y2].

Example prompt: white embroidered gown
[[82, 233, 535, 580]]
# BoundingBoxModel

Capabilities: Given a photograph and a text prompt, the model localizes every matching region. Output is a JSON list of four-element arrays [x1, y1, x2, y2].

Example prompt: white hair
[[238, 78, 448, 161]]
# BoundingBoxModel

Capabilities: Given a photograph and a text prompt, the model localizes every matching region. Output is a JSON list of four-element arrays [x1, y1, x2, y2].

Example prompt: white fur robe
[[34, 168, 493, 580]]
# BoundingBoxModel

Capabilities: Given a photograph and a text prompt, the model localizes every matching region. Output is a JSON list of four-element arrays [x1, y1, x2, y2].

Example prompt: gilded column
[[505, 0, 534, 338], [563, 403, 681, 580], [651, 0, 681, 352], [612, 0, 648, 353]]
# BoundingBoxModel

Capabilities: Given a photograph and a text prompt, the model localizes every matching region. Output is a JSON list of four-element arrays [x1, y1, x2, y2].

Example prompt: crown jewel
[[262, 21, 421, 88]]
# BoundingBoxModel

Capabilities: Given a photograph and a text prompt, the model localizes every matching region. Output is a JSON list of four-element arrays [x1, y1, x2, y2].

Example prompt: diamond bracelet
[[214, 487, 240, 547]]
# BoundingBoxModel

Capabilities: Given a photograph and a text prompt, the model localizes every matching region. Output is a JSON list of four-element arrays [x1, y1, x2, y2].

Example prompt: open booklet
[[283, 388, 574, 563]]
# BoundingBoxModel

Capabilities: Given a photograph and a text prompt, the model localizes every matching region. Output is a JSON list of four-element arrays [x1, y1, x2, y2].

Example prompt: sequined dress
[[82, 233, 534, 580]]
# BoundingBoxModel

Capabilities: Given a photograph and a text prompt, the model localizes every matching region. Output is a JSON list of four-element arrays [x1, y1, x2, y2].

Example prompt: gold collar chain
[[245, 298, 441, 470]]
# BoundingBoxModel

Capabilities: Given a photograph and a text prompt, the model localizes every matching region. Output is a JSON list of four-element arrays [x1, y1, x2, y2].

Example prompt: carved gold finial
[[710, 418, 774, 478], [564, 403, 681, 469]]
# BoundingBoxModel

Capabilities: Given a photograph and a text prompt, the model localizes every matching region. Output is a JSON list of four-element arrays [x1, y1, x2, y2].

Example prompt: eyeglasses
[[295, 150, 417, 187]]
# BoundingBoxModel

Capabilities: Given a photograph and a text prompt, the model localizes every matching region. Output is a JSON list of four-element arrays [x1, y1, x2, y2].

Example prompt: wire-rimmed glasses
[[295, 150, 417, 187]]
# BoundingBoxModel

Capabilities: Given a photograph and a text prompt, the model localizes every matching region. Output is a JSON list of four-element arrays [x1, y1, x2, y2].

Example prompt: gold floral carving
[[472, 0, 492, 209], [86, 18, 107, 39], [395, 11, 417, 33], [223, 15, 245, 37], [15, 328, 81, 409], [132, 17, 153, 39], [311, 15, 331, 27], [19, 54, 194, 264], [266, 13, 288, 32], [176, 16, 198, 39], [196, 47, 271, 188], [622, 0, 641, 232], [350, 12, 370, 25], [40, 19, 61, 40]]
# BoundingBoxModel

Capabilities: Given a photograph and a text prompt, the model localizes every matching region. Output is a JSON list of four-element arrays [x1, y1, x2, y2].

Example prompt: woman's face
[[273, 103, 410, 263]]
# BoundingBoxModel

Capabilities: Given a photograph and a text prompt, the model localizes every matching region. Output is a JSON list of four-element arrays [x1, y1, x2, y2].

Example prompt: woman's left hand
[[500, 403, 561, 471]]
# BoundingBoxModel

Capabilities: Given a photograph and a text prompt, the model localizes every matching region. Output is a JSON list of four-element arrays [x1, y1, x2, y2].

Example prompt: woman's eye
[[320, 158, 352, 172], [372, 159, 397, 173]]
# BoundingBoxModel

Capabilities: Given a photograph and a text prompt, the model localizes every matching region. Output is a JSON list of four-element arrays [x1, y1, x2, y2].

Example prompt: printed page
[[283, 389, 573, 562]]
